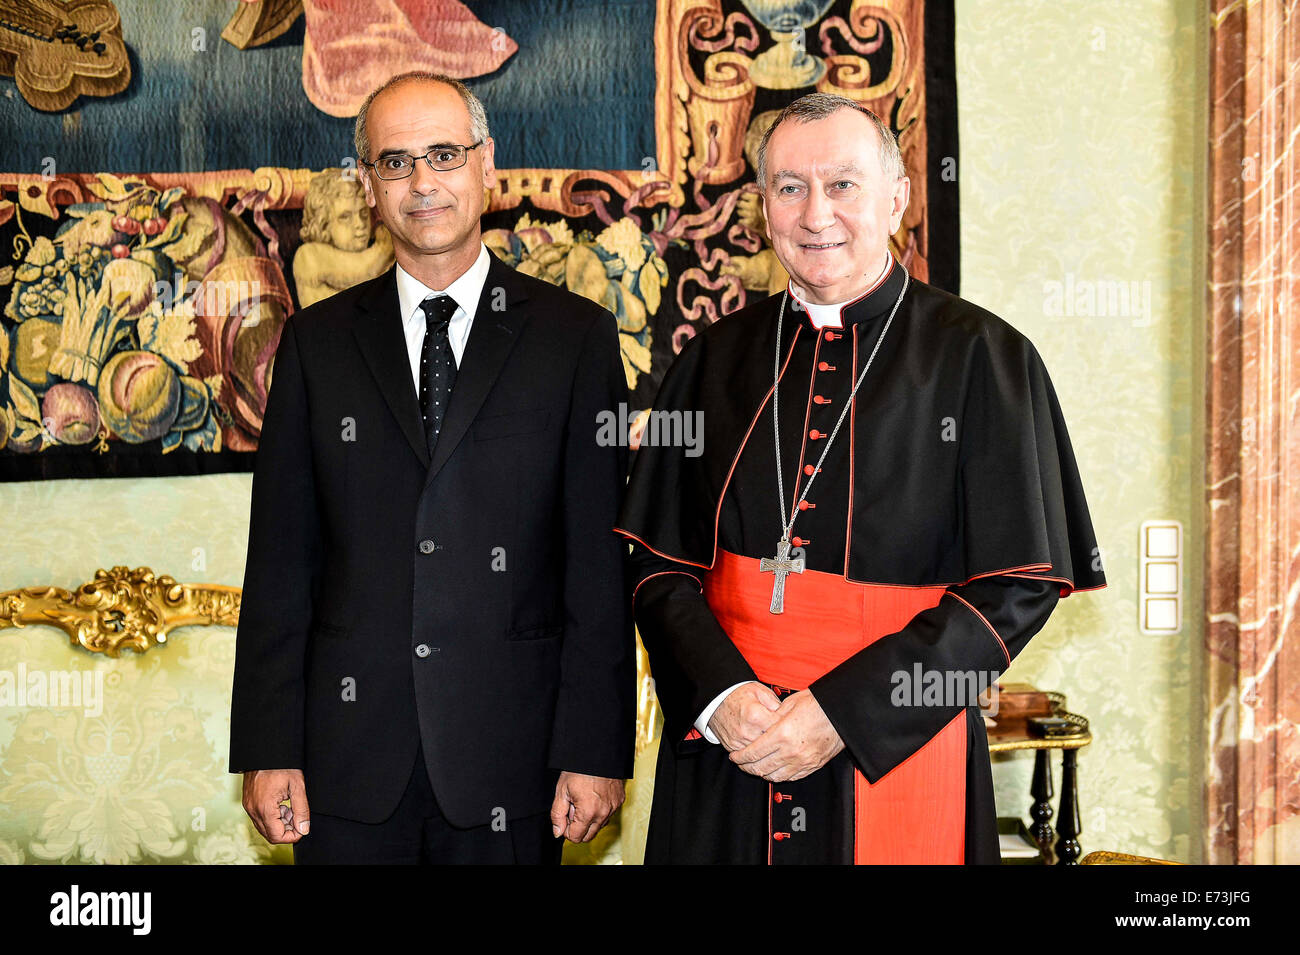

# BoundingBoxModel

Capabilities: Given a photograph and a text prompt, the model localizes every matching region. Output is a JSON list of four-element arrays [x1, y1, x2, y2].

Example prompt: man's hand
[[730, 690, 844, 782], [550, 772, 624, 843], [242, 769, 310, 845], [708, 682, 782, 751]]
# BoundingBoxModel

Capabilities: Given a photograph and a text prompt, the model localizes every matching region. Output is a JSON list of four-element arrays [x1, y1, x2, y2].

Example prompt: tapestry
[[0, 0, 956, 481]]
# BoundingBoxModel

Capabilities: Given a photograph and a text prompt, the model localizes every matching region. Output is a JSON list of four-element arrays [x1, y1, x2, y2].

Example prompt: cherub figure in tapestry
[[292, 171, 394, 308]]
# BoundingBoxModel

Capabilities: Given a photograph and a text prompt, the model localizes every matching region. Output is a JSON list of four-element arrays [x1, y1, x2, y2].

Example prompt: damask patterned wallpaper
[[0, 0, 1207, 864], [0, 474, 273, 863], [958, 0, 1206, 862]]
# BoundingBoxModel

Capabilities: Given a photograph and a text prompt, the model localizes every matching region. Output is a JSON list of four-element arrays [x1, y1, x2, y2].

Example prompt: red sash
[[703, 549, 967, 864]]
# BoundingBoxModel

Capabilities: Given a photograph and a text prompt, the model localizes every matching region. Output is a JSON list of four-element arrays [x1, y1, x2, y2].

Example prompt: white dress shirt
[[394, 243, 492, 392]]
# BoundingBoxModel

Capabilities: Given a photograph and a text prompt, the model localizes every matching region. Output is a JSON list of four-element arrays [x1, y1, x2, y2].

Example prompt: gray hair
[[354, 72, 491, 164], [755, 92, 904, 187]]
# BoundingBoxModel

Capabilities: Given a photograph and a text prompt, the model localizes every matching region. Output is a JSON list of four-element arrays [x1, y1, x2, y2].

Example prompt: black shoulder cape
[[617, 275, 1105, 595]]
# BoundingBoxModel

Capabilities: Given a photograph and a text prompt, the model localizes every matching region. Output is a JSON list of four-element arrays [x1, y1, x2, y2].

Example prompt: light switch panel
[[1140, 520, 1182, 634]]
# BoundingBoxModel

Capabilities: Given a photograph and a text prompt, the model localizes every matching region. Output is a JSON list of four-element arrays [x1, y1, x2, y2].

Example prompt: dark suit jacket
[[228, 252, 635, 827]]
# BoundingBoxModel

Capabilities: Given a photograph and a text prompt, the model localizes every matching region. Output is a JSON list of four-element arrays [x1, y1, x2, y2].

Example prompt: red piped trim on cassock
[[944, 591, 1011, 666], [632, 569, 703, 603], [612, 324, 806, 570]]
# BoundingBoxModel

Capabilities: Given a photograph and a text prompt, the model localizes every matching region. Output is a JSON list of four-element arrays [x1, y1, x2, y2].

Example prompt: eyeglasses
[[361, 142, 484, 180]]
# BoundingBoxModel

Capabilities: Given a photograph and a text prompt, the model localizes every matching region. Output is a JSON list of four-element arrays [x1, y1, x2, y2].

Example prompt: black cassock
[[616, 259, 1106, 864]]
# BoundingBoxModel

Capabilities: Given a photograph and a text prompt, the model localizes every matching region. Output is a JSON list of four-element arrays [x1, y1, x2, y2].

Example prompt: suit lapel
[[424, 253, 531, 485], [354, 268, 431, 469]]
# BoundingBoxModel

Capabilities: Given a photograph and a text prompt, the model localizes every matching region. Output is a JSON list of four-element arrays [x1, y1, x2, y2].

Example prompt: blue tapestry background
[[1, 0, 657, 173]]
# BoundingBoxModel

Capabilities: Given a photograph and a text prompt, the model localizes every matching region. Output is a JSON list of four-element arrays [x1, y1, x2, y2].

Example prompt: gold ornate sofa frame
[[0, 565, 661, 755], [0, 566, 241, 656]]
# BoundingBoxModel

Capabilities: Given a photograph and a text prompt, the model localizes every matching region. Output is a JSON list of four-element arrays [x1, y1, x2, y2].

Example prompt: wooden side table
[[987, 691, 1091, 865]]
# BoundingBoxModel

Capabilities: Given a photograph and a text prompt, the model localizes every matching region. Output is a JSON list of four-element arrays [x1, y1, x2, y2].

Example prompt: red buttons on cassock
[[824, 331, 838, 341], [803, 464, 817, 476], [773, 792, 790, 803], [813, 395, 830, 404], [792, 536, 807, 547], [798, 501, 814, 511], [818, 361, 835, 371], [809, 429, 823, 439], [773, 832, 792, 841]]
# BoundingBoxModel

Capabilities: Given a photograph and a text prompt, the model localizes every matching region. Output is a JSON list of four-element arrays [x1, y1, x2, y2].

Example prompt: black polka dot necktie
[[418, 294, 458, 454]]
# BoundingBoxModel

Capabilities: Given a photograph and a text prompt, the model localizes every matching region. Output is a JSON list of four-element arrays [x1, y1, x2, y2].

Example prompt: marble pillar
[[1206, 0, 1300, 864]]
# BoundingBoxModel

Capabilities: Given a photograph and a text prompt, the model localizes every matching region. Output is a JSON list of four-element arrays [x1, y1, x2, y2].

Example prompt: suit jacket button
[[418, 540, 435, 554], [415, 644, 431, 658]]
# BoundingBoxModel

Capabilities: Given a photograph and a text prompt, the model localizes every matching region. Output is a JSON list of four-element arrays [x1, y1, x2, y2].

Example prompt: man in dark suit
[[228, 72, 634, 864]]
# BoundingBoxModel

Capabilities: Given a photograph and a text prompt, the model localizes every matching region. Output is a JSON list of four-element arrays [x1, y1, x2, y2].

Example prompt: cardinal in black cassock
[[615, 95, 1106, 865]]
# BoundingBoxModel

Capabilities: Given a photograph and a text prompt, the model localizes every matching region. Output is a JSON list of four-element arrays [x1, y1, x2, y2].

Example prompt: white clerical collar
[[789, 253, 895, 329], [395, 243, 492, 325]]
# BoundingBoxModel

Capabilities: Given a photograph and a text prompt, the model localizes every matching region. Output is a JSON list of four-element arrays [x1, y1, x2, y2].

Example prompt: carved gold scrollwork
[[656, 0, 758, 189], [0, 170, 318, 218], [489, 169, 677, 218], [685, 50, 756, 185], [1079, 851, 1182, 865], [248, 166, 303, 208], [816, 2, 910, 103], [0, 566, 665, 759], [0, 566, 241, 657]]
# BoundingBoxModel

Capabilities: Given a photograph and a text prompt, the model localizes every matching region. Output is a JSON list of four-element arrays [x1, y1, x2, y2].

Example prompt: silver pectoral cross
[[759, 536, 804, 614]]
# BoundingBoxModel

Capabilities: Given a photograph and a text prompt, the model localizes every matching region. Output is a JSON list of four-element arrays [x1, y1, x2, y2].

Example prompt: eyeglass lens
[[374, 146, 468, 178]]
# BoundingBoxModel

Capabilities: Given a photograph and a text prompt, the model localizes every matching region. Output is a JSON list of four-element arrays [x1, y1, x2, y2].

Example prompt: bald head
[[354, 72, 489, 164]]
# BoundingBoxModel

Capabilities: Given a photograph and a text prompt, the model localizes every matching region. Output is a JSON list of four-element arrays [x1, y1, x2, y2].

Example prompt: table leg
[[1030, 749, 1055, 863], [1055, 748, 1082, 865]]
